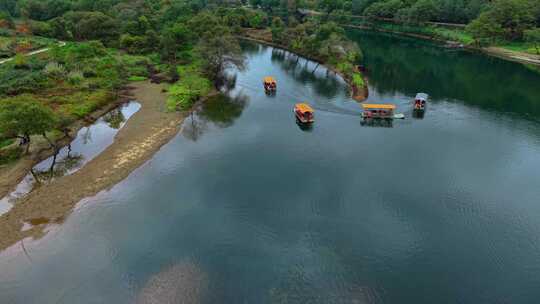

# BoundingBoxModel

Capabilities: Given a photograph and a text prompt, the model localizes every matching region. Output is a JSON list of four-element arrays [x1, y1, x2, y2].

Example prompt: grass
[[0, 147, 22, 166], [0, 138, 14, 149], [0, 34, 57, 58], [167, 60, 212, 111], [352, 72, 365, 87], [497, 43, 539, 55], [128, 75, 148, 81]]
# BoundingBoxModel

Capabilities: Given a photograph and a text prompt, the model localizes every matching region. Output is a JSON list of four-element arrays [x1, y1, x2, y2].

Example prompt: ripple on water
[[0, 101, 141, 217]]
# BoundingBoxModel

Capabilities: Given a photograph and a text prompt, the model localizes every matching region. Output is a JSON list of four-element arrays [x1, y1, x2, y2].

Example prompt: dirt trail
[[0, 81, 185, 252]]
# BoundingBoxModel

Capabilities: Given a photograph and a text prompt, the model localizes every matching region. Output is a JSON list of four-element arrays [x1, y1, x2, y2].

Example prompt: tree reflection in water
[[31, 144, 84, 184], [182, 93, 249, 141], [270, 48, 344, 99], [103, 107, 127, 129]]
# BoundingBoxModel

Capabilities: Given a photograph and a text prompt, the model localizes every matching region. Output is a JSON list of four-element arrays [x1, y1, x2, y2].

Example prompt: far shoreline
[[344, 24, 540, 67], [239, 30, 369, 102]]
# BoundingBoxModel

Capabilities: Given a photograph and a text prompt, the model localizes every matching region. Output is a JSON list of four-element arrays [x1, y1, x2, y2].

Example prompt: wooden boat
[[263, 76, 277, 93], [413, 93, 428, 111], [361, 103, 396, 120], [294, 103, 315, 123]]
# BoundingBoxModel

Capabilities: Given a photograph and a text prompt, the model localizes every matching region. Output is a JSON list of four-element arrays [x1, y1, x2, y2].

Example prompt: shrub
[[0, 146, 22, 165], [128, 76, 147, 81], [167, 65, 212, 111], [352, 73, 365, 87], [67, 70, 84, 85], [13, 53, 28, 68], [43, 62, 66, 79], [0, 138, 14, 149]]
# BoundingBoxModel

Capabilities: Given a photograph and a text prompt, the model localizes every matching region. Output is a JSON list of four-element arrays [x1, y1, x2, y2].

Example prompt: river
[[1, 30, 540, 304]]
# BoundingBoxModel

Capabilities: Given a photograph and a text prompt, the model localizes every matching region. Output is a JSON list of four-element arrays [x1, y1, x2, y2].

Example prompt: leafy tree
[[466, 12, 505, 44], [0, 11, 14, 28], [0, 98, 57, 153], [51, 12, 119, 42], [271, 16, 286, 43], [319, 0, 344, 15], [487, 0, 535, 40], [364, 0, 405, 19], [197, 27, 245, 84], [397, 0, 438, 24], [524, 28, 540, 53], [468, 0, 535, 41], [19, 0, 72, 21], [160, 23, 194, 61], [0, 0, 18, 17]]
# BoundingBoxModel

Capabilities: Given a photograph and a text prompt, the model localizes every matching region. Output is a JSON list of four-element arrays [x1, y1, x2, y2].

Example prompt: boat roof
[[264, 76, 276, 83], [362, 103, 396, 110], [295, 103, 314, 113], [415, 93, 429, 100]]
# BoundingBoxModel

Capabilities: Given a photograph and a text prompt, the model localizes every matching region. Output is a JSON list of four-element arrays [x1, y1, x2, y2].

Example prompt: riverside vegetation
[[279, 0, 540, 54], [0, 0, 366, 166]]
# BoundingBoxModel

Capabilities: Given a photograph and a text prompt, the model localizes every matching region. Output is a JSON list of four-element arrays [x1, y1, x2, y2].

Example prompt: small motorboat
[[413, 93, 428, 111], [294, 103, 315, 123], [263, 76, 277, 93]]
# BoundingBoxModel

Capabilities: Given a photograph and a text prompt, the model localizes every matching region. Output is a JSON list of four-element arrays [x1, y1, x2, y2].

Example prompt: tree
[[160, 23, 194, 61], [271, 16, 286, 43], [319, 0, 344, 16], [364, 0, 405, 19], [197, 27, 245, 85], [0, 98, 57, 154], [524, 28, 540, 54], [398, 0, 438, 24], [468, 0, 535, 42], [0, 0, 18, 17], [466, 12, 505, 45]]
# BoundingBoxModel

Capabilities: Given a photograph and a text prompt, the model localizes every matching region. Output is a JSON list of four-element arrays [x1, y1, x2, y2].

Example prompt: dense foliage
[[250, 0, 540, 48]]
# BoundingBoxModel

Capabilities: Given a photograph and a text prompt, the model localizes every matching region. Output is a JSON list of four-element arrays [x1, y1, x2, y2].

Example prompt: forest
[[251, 0, 540, 48], [304, 0, 540, 47]]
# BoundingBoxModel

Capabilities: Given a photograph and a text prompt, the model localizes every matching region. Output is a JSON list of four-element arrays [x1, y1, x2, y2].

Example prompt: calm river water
[[1, 30, 540, 304]]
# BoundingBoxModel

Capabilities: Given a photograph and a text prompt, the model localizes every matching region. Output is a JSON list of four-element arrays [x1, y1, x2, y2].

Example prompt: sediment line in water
[[239, 31, 369, 101], [0, 81, 186, 252]]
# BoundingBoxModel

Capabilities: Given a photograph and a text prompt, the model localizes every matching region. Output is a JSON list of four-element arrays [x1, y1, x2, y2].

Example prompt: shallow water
[[1, 32, 540, 304], [0, 101, 141, 215]]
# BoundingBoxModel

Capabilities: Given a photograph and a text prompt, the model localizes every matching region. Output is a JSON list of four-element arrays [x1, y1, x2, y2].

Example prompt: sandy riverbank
[[0, 95, 129, 201], [0, 81, 186, 251]]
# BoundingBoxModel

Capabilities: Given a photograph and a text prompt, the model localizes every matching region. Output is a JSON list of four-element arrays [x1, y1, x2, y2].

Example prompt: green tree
[[0, 0, 18, 17], [319, 0, 344, 16], [0, 98, 57, 154], [398, 0, 438, 24], [271, 16, 286, 43], [364, 0, 405, 19], [160, 23, 194, 62], [466, 12, 505, 45], [468, 0, 535, 42], [524, 28, 540, 54], [197, 27, 245, 84]]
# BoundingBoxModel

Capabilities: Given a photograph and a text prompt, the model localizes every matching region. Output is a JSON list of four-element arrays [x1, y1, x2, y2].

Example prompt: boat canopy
[[264, 76, 276, 84], [362, 104, 396, 110], [415, 93, 428, 101], [295, 103, 314, 113]]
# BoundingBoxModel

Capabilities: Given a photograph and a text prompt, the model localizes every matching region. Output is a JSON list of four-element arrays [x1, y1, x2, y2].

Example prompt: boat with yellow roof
[[294, 103, 315, 123]]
